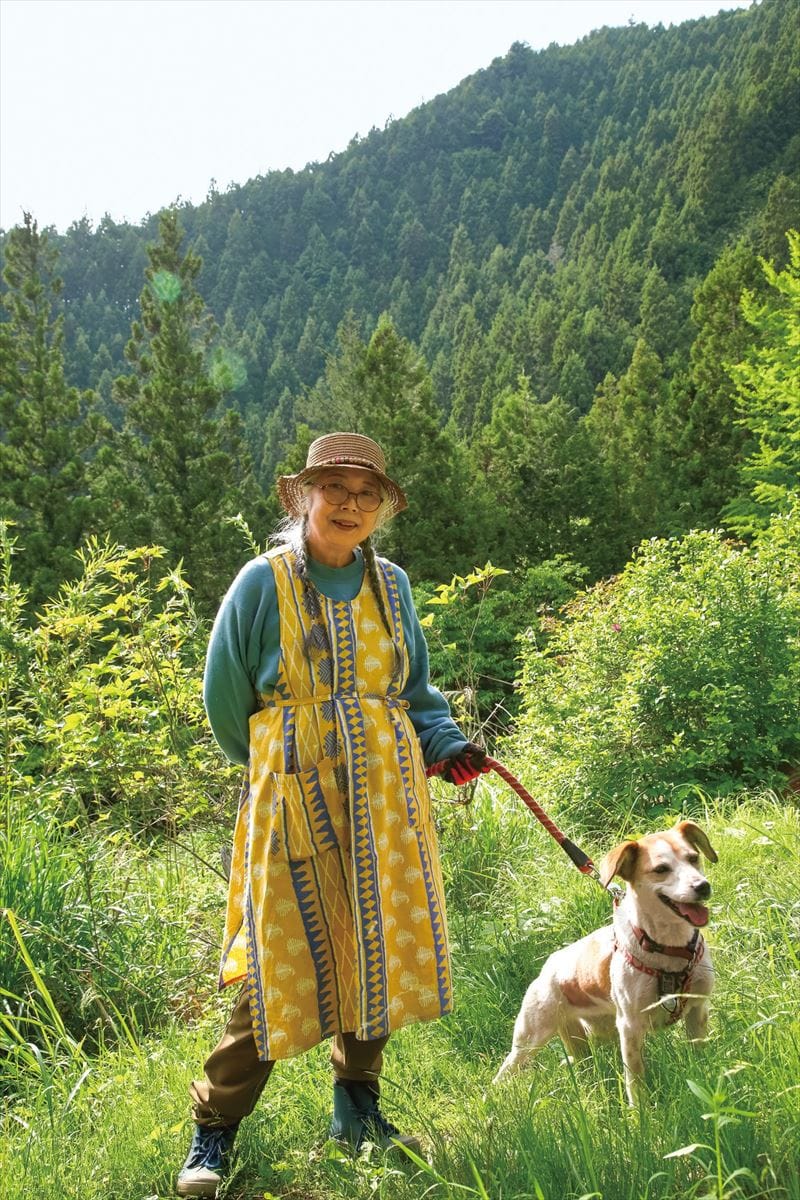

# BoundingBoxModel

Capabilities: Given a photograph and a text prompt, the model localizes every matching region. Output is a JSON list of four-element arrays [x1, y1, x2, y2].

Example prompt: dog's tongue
[[674, 902, 709, 927]]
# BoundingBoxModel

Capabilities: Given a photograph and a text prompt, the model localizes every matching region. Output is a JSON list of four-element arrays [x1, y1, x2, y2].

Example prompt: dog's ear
[[676, 820, 718, 863], [599, 840, 639, 885]]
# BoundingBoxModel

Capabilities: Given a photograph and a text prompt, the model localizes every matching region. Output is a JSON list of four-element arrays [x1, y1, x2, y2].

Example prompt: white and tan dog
[[493, 821, 717, 1104]]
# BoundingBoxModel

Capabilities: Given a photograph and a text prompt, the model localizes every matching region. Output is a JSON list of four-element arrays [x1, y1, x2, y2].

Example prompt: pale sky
[[0, 0, 753, 234]]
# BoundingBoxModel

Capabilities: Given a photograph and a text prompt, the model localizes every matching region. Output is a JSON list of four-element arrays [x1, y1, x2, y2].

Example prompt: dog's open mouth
[[658, 894, 709, 927]]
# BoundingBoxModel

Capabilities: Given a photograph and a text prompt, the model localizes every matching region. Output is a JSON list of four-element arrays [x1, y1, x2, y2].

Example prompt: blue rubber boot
[[176, 1122, 238, 1197], [329, 1080, 421, 1156]]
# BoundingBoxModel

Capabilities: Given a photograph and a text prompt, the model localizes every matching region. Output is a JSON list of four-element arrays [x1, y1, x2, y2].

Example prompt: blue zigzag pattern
[[218, 781, 251, 987], [393, 715, 420, 826], [331, 595, 388, 1039], [283, 708, 296, 773], [243, 790, 270, 1061], [380, 557, 415, 824], [330, 599, 356, 693], [415, 826, 452, 1014], [379, 560, 408, 691], [378, 560, 403, 645], [245, 887, 270, 1060], [278, 551, 317, 696], [289, 857, 339, 1038], [304, 770, 339, 853]]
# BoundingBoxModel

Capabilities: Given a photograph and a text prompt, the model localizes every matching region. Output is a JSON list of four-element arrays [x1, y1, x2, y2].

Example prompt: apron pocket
[[265, 757, 348, 861]]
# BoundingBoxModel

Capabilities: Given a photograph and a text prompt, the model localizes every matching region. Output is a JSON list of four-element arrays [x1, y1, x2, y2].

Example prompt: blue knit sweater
[[203, 549, 468, 768]]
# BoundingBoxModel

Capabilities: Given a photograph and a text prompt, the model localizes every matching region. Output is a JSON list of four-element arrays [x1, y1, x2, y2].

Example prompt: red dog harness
[[614, 916, 706, 1024]]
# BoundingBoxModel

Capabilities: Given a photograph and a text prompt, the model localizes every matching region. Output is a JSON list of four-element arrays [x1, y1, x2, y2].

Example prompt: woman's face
[[304, 467, 383, 567]]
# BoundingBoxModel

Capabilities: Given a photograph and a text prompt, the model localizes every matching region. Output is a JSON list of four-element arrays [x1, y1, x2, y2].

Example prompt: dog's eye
[[652, 863, 671, 875], [686, 853, 699, 865]]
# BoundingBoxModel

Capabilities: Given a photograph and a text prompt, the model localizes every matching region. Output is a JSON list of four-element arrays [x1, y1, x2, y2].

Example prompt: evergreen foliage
[[477, 376, 597, 568], [291, 313, 498, 575], [9, 0, 793, 462], [0, 214, 104, 605], [0, 0, 797, 610], [584, 338, 673, 572], [723, 229, 800, 537], [93, 211, 267, 610]]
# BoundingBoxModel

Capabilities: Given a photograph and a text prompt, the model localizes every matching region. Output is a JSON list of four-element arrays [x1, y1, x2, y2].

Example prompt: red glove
[[441, 742, 490, 786]]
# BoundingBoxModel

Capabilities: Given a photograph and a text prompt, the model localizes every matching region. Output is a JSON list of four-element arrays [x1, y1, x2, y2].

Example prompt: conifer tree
[[298, 314, 493, 577], [0, 213, 103, 604], [95, 210, 266, 609], [478, 376, 596, 566], [724, 230, 800, 537], [357, 314, 491, 576], [663, 242, 763, 527], [584, 339, 671, 572]]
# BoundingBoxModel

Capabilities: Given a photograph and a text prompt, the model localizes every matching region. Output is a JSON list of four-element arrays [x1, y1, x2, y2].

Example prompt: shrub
[[511, 516, 800, 827], [413, 557, 585, 738], [0, 527, 235, 1067], [1, 531, 237, 830]]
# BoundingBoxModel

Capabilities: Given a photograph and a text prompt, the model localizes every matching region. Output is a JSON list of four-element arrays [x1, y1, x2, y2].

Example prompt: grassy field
[[2, 782, 798, 1200]]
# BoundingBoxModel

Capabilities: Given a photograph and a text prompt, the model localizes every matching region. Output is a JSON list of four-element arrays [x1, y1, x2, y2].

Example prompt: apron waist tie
[[259, 693, 409, 710]]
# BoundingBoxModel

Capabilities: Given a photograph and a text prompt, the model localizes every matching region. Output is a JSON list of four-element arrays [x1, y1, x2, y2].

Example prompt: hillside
[[48, 0, 796, 431], [1, 0, 798, 604]]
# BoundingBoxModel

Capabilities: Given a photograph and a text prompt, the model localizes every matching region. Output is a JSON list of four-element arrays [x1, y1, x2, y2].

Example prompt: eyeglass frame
[[315, 480, 384, 513]]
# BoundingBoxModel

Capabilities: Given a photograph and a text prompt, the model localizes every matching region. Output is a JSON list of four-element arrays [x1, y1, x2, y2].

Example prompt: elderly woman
[[177, 433, 487, 1197]]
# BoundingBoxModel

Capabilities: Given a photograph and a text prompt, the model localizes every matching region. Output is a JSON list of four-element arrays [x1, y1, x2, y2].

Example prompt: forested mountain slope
[[1, 0, 797, 602], [48, 0, 796, 426]]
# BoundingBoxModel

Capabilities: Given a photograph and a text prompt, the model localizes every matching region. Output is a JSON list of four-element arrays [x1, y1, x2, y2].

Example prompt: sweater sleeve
[[203, 556, 278, 765], [393, 563, 468, 767]]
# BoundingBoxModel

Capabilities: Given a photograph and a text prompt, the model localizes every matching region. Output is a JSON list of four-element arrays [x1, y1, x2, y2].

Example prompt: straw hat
[[277, 433, 408, 517]]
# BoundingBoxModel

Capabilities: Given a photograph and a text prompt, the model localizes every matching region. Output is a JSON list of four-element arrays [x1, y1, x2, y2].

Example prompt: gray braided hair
[[359, 535, 394, 640]]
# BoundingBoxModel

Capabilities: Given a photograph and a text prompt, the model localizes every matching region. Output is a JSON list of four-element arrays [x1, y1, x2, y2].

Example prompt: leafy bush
[[511, 515, 800, 826], [0, 526, 236, 1064], [413, 557, 585, 738], [1, 528, 237, 830]]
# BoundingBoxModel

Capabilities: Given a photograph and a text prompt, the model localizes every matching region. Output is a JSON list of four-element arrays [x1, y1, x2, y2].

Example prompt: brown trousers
[[190, 986, 390, 1126]]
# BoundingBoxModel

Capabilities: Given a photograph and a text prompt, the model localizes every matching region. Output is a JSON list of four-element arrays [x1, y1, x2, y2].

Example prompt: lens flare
[[210, 347, 248, 391], [150, 270, 182, 303]]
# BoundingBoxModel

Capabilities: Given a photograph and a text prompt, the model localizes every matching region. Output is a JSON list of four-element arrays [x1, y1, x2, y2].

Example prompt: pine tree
[[478, 376, 596, 566], [356, 315, 491, 576], [664, 241, 764, 528], [724, 230, 800, 537], [297, 314, 493, 577], [0, 213, 104, 604], [95, 210, 266, 609], [584, 339, 671, 571]]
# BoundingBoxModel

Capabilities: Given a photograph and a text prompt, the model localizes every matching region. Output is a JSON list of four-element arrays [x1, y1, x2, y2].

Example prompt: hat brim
[[277, 464, 408, 518]]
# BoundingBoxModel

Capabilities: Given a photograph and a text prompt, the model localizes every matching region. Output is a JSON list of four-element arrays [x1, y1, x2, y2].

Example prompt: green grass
[[1, 806, 227, 1054], [1, 787, 798, 1200]]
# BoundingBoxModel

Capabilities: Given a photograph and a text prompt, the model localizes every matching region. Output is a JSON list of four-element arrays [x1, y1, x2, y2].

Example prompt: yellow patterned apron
[[218, 545, 453, 1061]]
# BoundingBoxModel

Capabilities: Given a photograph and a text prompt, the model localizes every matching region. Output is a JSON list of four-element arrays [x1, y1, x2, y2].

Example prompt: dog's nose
[[693, 879, 711, 899]]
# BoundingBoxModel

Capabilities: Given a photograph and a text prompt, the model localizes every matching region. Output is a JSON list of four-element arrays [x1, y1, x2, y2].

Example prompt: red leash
[[427, 755, 609, 892]]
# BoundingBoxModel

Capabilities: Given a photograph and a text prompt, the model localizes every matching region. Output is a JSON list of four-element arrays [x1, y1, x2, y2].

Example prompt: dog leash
[[426, 756, 621, 899]]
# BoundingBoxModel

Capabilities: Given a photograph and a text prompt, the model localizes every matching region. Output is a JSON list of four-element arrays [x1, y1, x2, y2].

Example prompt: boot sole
[[176, 1176, 221, 1198], [389, 1135, 423, 1158]]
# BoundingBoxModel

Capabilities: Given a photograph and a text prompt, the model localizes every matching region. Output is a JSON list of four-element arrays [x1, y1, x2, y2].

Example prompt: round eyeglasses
[[317, 481, 382, 512]]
